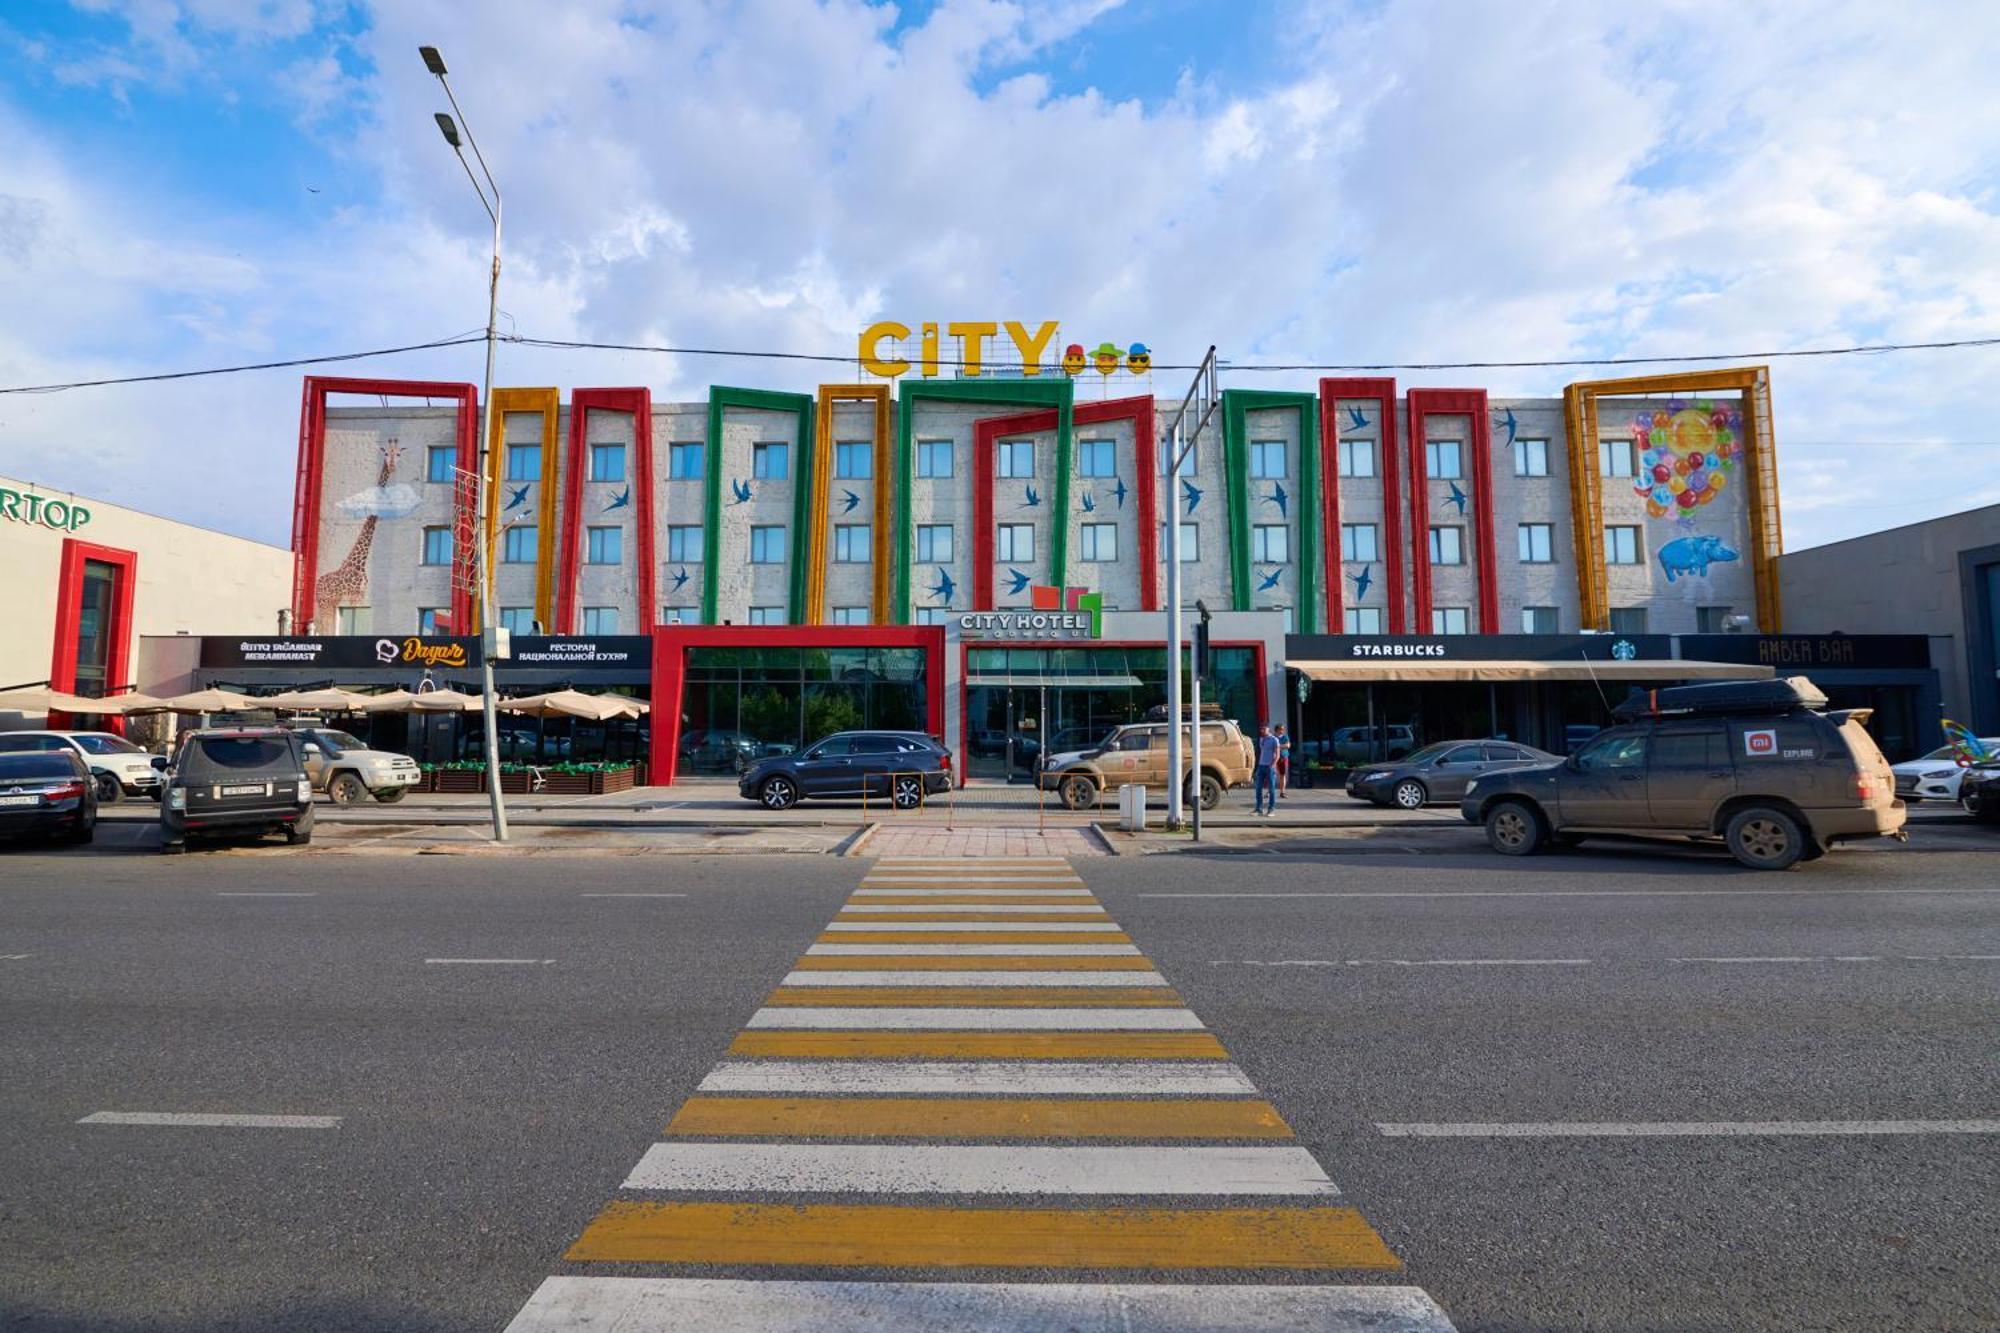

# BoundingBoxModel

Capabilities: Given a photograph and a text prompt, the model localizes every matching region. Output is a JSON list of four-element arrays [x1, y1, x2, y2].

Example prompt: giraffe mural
[[316, 440, 404, 627]]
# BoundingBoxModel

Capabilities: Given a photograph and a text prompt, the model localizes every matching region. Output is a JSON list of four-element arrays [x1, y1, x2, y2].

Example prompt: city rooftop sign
[[0, 485, 90, 532], [858, 322, 1153, 379]]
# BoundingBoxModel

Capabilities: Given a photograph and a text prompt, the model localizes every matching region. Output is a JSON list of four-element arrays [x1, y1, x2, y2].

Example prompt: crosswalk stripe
[[839, 904, 1109, 914], [506, 1276, 1456, 1332], [822, 931, 1133, 944], [835, 913, 1112, 923], [802, 943, 1144, 957], [851, 888, 1097, 898], [728, 1031, 1230, 1059], [665, 1096, 1293, 1140], [621, 1143, 1334, 1194], [564, 1201, 1399, 1269], [696, 1060, 1261, 1096], [765, 987, 1182, 1007], [746, 1007, 1207, 1031], [823, 921, 1123, 932], [861, 877, 1085, 886], [781, 969, 1169, 986]]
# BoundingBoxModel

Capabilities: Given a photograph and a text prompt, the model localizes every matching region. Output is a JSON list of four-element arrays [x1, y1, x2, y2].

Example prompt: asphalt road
[[2, 832, 1996, 1331]]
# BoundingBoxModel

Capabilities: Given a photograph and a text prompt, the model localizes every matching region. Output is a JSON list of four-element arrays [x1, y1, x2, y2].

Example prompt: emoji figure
[[1126, 342, 1151, 375], [1092, 342, 1121, 376], [1061, 344, 1087, 376]]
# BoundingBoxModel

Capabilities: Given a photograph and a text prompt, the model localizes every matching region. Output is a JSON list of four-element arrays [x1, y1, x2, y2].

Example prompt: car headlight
[[1921, 769, 1958, 780], [1360, 770, 1391, 782], [166, 788, 187, 809], [297, 778, 314, 801]]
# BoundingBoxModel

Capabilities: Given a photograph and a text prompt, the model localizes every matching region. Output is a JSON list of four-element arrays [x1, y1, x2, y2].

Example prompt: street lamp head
[[419, 45, 447, 75], [434, 112, 462, 148]]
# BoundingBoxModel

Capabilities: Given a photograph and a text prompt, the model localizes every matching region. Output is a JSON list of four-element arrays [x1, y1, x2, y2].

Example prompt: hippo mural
[[1657, 533, 1738, 583]]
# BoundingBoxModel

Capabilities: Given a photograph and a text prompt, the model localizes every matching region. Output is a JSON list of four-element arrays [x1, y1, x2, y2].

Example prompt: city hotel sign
[[955, 611, 1098, 642], [0, 485, 91, 531]]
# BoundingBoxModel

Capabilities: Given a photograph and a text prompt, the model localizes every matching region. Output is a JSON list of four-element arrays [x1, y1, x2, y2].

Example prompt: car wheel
[[375, 787, 408, 804], [284, 824, 312, 846], [760, 776, 799, 811], [1197, 774, 1224, 811], [1725, 807, 1806, 871], [63, 820, 96, 845], [328, 773, 366, 806], [1393, 779, 1428, 810], [891, 775, 924, 810], [1059, 776, 1098, 811], [1485, 799, 1547, 856], [93, 772, 121, 804]]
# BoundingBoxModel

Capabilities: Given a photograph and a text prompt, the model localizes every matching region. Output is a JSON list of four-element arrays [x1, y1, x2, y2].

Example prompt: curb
[[838, 824, 882, 858]]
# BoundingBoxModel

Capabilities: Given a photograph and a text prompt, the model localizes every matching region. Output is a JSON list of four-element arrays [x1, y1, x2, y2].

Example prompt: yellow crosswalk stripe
[[834, 911, 1111, 922], [665, 1096, 1293, 1140], [728, 1031, 1230, 1059], [566, 1200, 1399, 1270], [846, 895, 1103, 905], [763, 986, 1183, 1007], [789, 955, 1161, 971], [821, 931, 1132, 944]]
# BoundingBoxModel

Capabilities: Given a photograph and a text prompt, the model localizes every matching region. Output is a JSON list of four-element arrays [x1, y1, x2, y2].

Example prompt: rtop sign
[[0, 486, 90, 532]]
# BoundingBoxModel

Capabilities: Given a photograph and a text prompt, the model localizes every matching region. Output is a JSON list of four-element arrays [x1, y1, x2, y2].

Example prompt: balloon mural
[[1628, 399, 1740, 523]]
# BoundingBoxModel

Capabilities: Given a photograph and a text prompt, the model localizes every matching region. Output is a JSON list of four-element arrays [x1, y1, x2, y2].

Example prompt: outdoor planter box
[[434, 769, 485, 794], [539, 767, 638, 796], [498, 772, 535, 795]]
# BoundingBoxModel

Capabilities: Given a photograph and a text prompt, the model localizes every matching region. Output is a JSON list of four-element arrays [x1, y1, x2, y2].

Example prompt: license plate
[[220, 784, 267, 797], [0, 794, 38, 806]]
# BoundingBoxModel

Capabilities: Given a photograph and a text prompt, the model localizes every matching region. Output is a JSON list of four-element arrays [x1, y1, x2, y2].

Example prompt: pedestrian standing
[[1275, 723, 1291, 799], [1253, 725, 1279, 816]]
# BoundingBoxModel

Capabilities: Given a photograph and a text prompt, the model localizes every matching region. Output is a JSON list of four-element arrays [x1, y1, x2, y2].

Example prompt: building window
[[1426, 440, 1463, 479], [997, 524, 1035, 563], [580, 607, 619, 634], [917, 439, 954, 478], [1080, 522, 1118, 562], [421, 526, 453, 566], [418, 607, 445, 635], [1432, 607, 1470, 634], [426, 446, 456, 484], [1344, 606, 1384, 634], [504, 443, 540, 482], [589, 443, 626, 483], [1609, 607, 1649, 634], [1518, 523, 1554, 563], [1513, 438, 1549, 477], [753, 442, 789, 480], [1600, 439, 1636, 478], [335, 605, 370, 635], [747, 606, 783, 626], [1337, 438, 1375, 478], [834, 524, 870, 563], [1697, 605, 1735, 633], [834, 441, 872, 480], [502, 525, 537, 564], [830, 606, 868, 625], [499, 606, 535, 635], [1429, 526, 1464, 566], [1256, 605, 1297, 633], [916, 524, 954, 564], [1341, 523, 1378, 563], [1160, 522, 1199, 562], [1161, 439, 1198, 474], [668, 442, 704, 479], [914, 607, 950, 626], [749, 527, 787, 564], [1604, 525, 1641, 565], [1248, 440, 1287, 479], [1521, 606, 1558, 633], [667, 526, 701, 563], [586, 526, 622, 565], [661, 606, 694, 625], [1253, 524, 1290, 564], [1077, 439, 1116, 478], [997, 439, 1034, 478]]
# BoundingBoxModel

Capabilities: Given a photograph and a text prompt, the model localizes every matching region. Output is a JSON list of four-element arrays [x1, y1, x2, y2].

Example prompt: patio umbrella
[[356, 689, 421, 712], [0, 687, 135, 715], [97, 692, 170, 714], [263, 688, 374, 712], [157, 687, 262, 713], [498, 689, 631, 720], [407, 689, 485, 713]]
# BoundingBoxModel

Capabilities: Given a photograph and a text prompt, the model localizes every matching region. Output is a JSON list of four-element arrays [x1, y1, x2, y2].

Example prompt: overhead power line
[[2, 330, 1996, 397]]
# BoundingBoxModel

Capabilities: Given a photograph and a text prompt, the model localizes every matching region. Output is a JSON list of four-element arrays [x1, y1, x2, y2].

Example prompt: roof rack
[[1612, 676, 1827, 722]]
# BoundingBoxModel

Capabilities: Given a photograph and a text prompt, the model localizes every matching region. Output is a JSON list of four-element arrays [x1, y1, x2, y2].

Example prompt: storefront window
[[679, 645, 932, 774], [71, 559, 116, 697]]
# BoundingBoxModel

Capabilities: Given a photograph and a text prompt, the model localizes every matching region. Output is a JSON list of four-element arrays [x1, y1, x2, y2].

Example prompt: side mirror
[[150, 756, 168, 770], [303, 743, 322, 757]]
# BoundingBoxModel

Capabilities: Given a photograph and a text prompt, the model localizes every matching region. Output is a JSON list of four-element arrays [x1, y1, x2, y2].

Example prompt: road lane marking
[[1217, 958, 1591, 968], [505, 1277, 1454, 1332], [823, 921, 1123, 932], [727, 1031, 1230, 1059], [621, 1143, 1335, 1195], [746, 1006, 1207, 1031], [665, 1096, 1293, 1140], [1376, 1119, 2000, 1138], [216, 892, 317, 897], [781, 970, 1170, 987], [1142, 888, 2000, 899], [580, 893, 688, 898], [78, 1111, 341, 1129], [766, 987, 1181, 1008], [695, 1061, 1261, 1096], [804, 942, 1143, 956], [425, 958, 556, 965], [1, 954, 32, 961], [1671, 955, 1881, 964], [564, 1201, 1398, 1269]]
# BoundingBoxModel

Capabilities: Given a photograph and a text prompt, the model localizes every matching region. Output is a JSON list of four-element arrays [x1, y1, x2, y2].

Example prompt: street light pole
[[422, 45, 508, 843]]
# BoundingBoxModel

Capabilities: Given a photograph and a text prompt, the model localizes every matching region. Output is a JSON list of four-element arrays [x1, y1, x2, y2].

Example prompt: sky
[[1, 0, 1997, 554]]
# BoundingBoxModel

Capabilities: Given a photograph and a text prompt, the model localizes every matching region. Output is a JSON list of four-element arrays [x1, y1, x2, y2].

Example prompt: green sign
[[0, 486, 91, 532]]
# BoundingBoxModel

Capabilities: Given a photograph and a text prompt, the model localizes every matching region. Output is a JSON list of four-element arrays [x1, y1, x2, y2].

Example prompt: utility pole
[[1162, 348, 1221, 836]]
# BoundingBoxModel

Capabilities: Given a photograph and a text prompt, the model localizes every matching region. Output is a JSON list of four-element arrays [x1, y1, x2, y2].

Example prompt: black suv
[[161, 727, 316, 853], [739, 731, 952, 810], [1461, 677, 1905, 870]]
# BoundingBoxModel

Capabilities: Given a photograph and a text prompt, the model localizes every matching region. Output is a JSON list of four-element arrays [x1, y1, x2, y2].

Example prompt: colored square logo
[[1744, 729, 1777, 756]]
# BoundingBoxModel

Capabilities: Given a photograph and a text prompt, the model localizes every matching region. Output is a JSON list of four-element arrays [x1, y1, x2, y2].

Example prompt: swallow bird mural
[[503, 483, 530, 513], [928, 567, 957, 605], [840, 488, 861, 514], [1020, 484, 1041, 509], [1005, 568, 1031, 595], [1443, 481, 1468, 515], [1257, 567, 1285, 592], [1496, 407, 1518, 449], [730, 478, 752, 506], [1351, 564, 1374, 599], [604, 486, 631, 512], [1081, 490, 1096, 513], [670, 566, 690, 592], [1345, 406, 1368, 431], [1263, 482, 1288, 519], [1182, 478, 1203, 514], [1111, 477, 1128, 509]]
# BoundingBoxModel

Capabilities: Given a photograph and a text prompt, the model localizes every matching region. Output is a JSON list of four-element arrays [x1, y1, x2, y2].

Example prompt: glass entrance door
[[966, 685, 1046, 783]]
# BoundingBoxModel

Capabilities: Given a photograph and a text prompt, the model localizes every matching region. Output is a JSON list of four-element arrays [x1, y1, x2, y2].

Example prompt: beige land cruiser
[[285, 724, 423, 805], [1038, 719, 1255, 811]]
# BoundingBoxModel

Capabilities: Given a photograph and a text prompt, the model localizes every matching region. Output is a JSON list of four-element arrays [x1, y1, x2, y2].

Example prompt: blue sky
[[1, 0, 1997, 552]]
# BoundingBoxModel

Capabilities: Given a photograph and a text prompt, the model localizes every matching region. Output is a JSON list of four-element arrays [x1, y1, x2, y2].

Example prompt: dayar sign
[[858, 322, 1152, 379], [0, 486, 90, 532]]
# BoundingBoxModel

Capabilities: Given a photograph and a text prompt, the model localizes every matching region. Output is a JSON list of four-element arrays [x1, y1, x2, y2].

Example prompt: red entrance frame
[[1318, 378, 1399, 633], [648, 625, 947, 785], [1405, 388, 1499, 634], [557, 388, 656, 635], [292, 376, 479, 632], [48, 538, 139, 734], [972, 396, 1160, 612]]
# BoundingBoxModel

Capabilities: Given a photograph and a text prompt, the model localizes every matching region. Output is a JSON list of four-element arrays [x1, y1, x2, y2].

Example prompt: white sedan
[[1891, 739, 2000, 804]]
